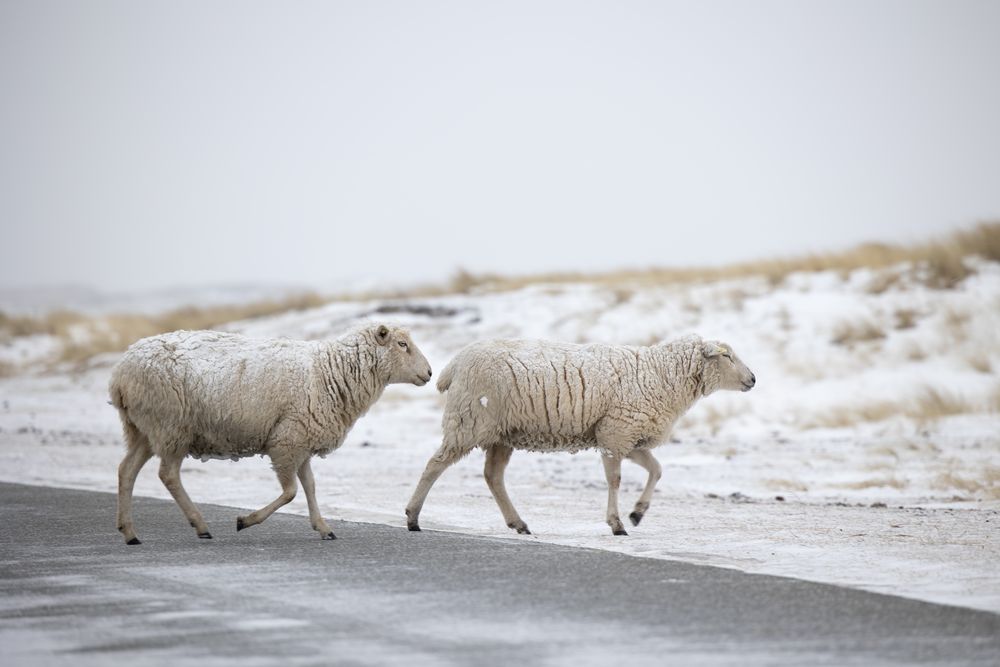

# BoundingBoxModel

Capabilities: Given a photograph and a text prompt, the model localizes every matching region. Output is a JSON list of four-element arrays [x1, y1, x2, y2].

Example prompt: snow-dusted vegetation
[[1, 226, 998, 611]]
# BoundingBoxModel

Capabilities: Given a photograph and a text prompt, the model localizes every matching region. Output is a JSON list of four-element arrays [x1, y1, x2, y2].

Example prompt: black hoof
[[198, 532, 212, 539], [322, 532, 336, 540], [516, 526, 532, 535], [613, 527, 629, 536], [629, 511, 643, 526], [407, 523, 421, 532], [236, 517, 247, 532], [126, 537, 141, 546]]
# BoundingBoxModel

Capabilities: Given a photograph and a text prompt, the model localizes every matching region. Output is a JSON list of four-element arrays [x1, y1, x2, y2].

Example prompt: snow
[[1, 263, 997, 613]]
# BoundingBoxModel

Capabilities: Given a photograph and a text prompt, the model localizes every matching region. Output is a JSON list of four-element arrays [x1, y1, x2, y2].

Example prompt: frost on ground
[[0, 262, 998, 613]]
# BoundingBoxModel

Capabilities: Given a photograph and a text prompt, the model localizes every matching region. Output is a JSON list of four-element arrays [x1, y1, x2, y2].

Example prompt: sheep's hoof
[[407, 523, 421, 532], [507, 521, 531, 535], [322, 532, 336, 540], [236, 517, 247, 532], [126, 537, 142, 546], [198, 532, 212, 539], [629, 511, 644, 526], [613, 527, 629, 536]]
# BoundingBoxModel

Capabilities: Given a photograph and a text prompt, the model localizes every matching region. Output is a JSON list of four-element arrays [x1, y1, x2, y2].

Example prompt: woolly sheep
[[405, 335, 755, 536], [110, 324, 431, 545]]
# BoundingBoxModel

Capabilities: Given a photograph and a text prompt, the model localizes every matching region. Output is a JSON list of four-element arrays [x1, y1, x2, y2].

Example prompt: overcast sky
[[1, 1, 998, 292]]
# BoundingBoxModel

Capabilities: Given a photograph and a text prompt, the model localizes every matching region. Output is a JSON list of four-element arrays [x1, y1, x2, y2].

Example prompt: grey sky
[[2, 1, 998, 292]]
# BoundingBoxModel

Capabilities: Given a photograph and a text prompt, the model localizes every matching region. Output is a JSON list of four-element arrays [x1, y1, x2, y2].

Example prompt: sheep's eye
[[397, 341, 408, 350]]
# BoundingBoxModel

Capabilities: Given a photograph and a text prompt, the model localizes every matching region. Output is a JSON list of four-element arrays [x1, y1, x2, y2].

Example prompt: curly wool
[[111, 326, 401, 463], [436, 335, 715, 457]]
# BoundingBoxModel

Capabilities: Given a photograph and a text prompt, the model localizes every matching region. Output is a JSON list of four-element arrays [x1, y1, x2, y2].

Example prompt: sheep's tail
[[109, 373, 147, 452], [436, 359, 458, 393], [109, 380, 126, 411]]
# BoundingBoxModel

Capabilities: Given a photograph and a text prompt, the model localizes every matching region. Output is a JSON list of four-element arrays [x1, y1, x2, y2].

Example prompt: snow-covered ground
[[1, 263, 998, 612]]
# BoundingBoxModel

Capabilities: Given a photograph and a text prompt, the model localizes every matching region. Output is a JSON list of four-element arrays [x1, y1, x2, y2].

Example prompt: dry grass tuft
[[697, 403, 743, 436], [805, 387, 976, 429], [810, 401, 898, 428], [934, 308, 971, 345], [911, 388, 969, 422], [762, 478, 809, 492], [932, 470, 1000, 499], [841, 477, 907, 490], [866, 270, 902, 295], [831, 319, 886, 346], [964, 355, 993, 374], [894, 308, 920, 330], [989, 385, 1000, 413]]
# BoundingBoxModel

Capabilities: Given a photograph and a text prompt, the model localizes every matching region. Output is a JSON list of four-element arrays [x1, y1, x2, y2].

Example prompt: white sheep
[[405, 335, 755, 536], [110, 324, 431, 544]]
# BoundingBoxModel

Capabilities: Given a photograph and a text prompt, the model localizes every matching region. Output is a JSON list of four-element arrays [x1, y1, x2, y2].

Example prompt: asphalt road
[[0, 482, 997, 666]]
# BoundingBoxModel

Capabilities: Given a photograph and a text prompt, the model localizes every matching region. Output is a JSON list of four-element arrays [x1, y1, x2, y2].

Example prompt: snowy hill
[[1, 258, 998, 611]]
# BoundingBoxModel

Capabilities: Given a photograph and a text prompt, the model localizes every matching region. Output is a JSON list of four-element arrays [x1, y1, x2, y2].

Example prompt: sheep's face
[[701, 341, 755, 395], [374, 325, 433, 386]]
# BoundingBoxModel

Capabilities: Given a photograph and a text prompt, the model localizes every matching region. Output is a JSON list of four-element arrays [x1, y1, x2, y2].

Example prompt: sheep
[[110, 323, 431, 545], [405, 335, 755, 536]]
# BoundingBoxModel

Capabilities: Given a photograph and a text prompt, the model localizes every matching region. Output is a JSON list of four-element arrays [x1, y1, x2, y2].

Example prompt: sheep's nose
[[427, 369, 433, 378], [750, 374, 756, 385]]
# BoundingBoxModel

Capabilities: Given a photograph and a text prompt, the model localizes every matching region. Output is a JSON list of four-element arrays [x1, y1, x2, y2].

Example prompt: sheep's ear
[[702, 342, 725, 358], [375, 325, 391, 346]]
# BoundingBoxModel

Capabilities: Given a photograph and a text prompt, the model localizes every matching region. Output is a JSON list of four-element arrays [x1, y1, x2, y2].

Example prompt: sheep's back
[[111, 331, 312, 457], [445, 339, 626, 441]]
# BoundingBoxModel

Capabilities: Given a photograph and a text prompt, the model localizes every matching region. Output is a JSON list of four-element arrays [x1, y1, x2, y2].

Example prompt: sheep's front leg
[[601, 454, 628, 536], [158, 454, 211, 539], [298, 458, 335, 540], [237, 464, 298, 532], [626, 448, 662, 526], [484, 445, 530, 534]]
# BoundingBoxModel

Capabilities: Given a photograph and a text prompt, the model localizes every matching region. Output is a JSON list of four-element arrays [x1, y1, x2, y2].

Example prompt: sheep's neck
[[320, 344, 386, 420], [649, 344, 705, 414]]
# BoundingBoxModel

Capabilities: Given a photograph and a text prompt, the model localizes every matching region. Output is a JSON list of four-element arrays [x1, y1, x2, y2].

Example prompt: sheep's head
[[373, 324, 433, 386], [700, 340, 755, 395]]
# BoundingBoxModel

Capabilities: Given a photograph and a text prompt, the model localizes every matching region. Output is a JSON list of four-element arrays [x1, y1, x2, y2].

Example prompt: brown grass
[[806, 387, 976, 429], [989, 384, 1000, 413], [932, 470, 1000, 500], [3, 222, 998, 367], [424, 221, 1000, 295], [762, 478, 809, 492], [964, 355, 993, 374], [903, 342, 927, 362], [0, 293, 327, 367], [698, 403, 743, 436], [912, 388, 970, 421], [840, 477, 908, 490], [894, 308, 920, 330], [866, 270, 902, 295], [830, 319, 886, 346]]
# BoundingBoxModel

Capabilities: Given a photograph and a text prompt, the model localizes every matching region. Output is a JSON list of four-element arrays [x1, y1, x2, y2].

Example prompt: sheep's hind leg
[[117, 427, 153, 545], [626, 448, 662, 526], [405, 443, 470, 531], [158, 454, 212, 539], [237, 464, 298, 533], [298, 458, 335, 540], [600, 454, 628, 536], [484, 445, 530, 534]]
